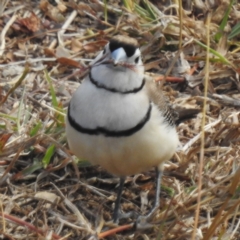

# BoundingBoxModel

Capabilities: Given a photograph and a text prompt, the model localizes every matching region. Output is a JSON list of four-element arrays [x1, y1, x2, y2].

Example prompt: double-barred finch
[[66, 35, 179, 224]]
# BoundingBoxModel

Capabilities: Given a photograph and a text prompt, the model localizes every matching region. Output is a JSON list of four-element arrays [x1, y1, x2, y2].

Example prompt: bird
[[65, 35, 179, 224]]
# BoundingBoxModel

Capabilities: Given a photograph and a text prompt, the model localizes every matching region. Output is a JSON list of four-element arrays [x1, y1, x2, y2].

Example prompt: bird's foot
[[135, 205, 159, 230], [135, 215, 154, 230], [119, 210, 138, 221], [113, 210, 138, 224]]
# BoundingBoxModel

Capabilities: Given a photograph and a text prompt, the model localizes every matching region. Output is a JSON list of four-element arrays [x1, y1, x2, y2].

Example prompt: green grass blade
[[30, 121, 42, 137], [135, 4, 154, 21], [44, 69, 65, 128], [21, 161, 43, 175], [42, 144, 55, 168], [78, 159, 92, 167], [44, 70, 58, 108], [0, 64, 29, 106], [194, 39, 232, 66], [215, 0, 235, 41], [142, 0, 157, 21], [122, 0, 133, 11], [16, 85, 26, 134], [228, 22, 240, 39], [0, 113, 17, 121], [13, 161, 43, 179]]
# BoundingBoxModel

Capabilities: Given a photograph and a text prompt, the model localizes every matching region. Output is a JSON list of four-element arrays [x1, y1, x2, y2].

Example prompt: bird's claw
[[135, 215, 155, 230]]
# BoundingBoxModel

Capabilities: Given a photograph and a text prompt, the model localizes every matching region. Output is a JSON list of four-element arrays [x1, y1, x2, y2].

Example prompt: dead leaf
[[0, 132, 12, 152], [56, 46, 71, 58], [57, 2, 67, 13], [71, 39, 83, 52], [39, 0, 65, 22], [44, 48, 56, 57], [35, 191, 60, 206], [18, 12, 41, 33], [83, 40, 108, 53], [57, 57, 86, 69]]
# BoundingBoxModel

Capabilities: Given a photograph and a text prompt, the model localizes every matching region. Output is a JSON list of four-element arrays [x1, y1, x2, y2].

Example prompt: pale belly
[[66, 106, 179, 176]]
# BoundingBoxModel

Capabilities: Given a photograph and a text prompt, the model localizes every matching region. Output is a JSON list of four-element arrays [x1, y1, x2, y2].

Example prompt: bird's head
[[89, 35, 144, 93], [92, 35, 144, 73]]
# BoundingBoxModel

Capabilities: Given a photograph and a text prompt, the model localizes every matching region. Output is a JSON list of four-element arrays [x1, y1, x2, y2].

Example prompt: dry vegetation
[[1, 0, 240, 239]]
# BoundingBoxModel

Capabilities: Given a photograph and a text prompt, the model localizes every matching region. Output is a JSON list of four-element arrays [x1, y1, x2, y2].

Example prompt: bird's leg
[[145, 167, 162, 220], [113, 177, 125, 223], [136, 166, 162, 229]]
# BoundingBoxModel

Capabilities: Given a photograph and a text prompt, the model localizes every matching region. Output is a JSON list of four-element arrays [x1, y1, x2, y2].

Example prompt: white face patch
[[129, 48, 142, 65]]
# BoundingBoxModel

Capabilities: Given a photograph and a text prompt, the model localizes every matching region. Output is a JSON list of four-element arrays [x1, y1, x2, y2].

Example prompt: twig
[[192, 11, 211, 240], [0, 14, 17, 56], [0, 212, 61, 239], [98, 223, 133, 238], [58, 10, 78, 46]]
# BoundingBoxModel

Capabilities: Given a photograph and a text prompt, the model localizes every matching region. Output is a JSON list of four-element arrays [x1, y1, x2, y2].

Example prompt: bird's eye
[[103, 48, 106, 54], [134, 56, 139, 63]]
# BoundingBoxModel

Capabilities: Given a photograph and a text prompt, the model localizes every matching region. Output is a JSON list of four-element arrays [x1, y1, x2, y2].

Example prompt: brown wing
[[145, 75, 178, 126]]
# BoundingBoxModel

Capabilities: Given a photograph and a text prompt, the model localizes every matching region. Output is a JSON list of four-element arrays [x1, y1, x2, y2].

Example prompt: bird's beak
[[111, 48, 126, 66]]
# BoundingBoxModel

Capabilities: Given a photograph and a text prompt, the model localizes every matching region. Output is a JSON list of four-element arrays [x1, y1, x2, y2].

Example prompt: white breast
[[66, 77, 179, 176], [66, 103, 179, 176], [69, 77, 149, 131]]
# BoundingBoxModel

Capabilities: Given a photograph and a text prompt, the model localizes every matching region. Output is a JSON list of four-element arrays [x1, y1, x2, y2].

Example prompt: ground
[[0, 0, 240, 239]]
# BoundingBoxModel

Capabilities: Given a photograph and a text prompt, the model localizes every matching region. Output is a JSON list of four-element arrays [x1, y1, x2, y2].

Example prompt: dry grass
[[1, 0, 240, 239]]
